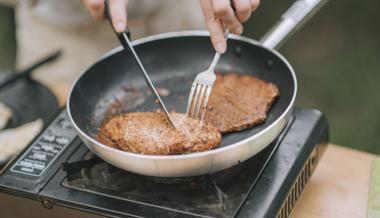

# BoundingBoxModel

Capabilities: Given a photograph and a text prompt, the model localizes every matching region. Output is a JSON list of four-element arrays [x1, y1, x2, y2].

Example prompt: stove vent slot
[[277, 145, 320, 218]]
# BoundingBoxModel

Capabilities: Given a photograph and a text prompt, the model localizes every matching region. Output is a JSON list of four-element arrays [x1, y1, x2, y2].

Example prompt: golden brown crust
[[97, 112, 221, 155], [204, 74, 280, 133]]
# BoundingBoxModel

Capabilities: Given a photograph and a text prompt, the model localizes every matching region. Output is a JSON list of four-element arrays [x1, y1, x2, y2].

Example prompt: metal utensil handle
[[208, 29, 229, 71], [260, 0, 328, 50], [104, 0, 176, 128]]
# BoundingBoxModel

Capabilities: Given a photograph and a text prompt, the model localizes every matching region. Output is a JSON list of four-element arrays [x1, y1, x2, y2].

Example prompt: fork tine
[[187, 31, 226, 120], [190, 84, 202, 118], [186, 83, 197, 116], [200, 85, 212, 121], [194, 85, 206, 119]]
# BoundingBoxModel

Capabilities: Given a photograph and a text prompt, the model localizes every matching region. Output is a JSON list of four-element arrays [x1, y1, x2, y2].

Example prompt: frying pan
[[67, 0, 327, 177]]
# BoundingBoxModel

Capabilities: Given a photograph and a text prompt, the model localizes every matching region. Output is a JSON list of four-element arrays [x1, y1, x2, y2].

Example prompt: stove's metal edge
[[233, 115, 296, 217]]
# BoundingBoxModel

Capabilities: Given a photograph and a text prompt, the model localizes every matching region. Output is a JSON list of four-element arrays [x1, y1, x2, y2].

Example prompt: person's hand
[[199, 0, 260, 53], [82, 0, 128, 33]]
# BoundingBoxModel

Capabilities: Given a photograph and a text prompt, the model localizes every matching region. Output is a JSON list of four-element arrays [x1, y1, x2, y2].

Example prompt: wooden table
[[292, 144, 376, 218]]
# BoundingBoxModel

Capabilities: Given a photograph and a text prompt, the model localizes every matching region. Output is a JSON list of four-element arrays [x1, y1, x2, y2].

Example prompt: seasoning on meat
[[204, 74, 280, 133], [97, 112, 221, 155]]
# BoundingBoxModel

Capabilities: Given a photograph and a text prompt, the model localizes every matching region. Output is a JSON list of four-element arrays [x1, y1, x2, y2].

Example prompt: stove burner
[[62, 140, 280, 218], [62, 157, 104, 182]]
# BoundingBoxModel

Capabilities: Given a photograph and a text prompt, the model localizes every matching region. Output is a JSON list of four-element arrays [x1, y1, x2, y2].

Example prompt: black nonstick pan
[[67, 0, 327, 177]]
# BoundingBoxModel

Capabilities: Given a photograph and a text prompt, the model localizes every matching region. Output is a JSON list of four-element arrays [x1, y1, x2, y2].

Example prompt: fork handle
[[208, 52, 221, 72], [208, 29, 229, 72]]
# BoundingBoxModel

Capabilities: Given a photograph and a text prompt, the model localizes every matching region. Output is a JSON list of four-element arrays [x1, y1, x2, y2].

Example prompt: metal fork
[[186, 30, 229, 121]]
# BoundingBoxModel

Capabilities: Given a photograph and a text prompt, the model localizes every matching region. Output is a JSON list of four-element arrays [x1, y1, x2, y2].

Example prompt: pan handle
[[259, 0, 328, 50]]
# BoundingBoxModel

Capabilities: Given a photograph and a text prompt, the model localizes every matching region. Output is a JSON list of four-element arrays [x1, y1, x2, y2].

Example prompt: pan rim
[[67, 30, 297, 160]]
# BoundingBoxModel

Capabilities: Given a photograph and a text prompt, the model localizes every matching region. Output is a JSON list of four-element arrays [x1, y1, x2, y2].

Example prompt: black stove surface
[[60, 127, 285, 218], [0, 108, 329, 218]]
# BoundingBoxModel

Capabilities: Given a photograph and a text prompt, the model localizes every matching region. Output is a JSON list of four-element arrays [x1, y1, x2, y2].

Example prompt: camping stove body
[[0, 108, 328, 218]]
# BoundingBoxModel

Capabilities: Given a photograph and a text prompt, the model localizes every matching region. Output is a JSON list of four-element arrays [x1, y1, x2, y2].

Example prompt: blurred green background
[[245, 0, 380, 154], [0, 1, 379, 154], [0, 6, 16, 72]]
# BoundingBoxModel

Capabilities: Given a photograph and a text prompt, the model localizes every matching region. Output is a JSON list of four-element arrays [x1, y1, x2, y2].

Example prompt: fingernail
[[115, 21, 125, 32], [235, 26, 243, 35], [216, 42, 226, 53]]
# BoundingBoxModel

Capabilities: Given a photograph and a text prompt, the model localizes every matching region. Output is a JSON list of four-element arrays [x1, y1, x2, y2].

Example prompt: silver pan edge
[[67, 31, 297, 177]]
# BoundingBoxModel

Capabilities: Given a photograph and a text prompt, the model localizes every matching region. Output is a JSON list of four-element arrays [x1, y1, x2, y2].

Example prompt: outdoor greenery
[[0, 0, 379, 153], [0, 6, 16, 72], [245, 0, 380, 153]]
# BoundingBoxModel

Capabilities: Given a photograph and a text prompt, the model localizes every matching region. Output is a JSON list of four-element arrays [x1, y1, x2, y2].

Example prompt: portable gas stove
[[0, 108, 328, 218]]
